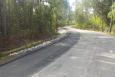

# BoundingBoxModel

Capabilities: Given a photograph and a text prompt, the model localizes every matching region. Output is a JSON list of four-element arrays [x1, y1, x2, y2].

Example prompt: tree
[[108, 2, 115, 33], [0, 0, 70, 52], [75, 0, 115, 32], [0, 0, 9, 37], [91, 0, 112, 31]]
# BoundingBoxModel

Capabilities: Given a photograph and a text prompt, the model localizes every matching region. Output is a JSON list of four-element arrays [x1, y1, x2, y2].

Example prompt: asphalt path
[[0, 27, 115, 77]]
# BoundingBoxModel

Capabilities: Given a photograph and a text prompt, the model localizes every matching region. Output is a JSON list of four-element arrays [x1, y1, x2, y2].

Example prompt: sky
[[69, 0, 81, 11], [69, 0, 94, 14], [69, 0, 76, 11]]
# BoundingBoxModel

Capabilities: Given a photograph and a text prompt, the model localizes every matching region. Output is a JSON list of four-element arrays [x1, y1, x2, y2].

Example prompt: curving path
[[0, 27, 115, 77]]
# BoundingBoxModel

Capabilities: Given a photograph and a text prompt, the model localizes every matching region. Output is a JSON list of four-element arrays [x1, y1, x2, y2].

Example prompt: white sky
[[69, 0, 81, 11], [69, 0, 76, 11]]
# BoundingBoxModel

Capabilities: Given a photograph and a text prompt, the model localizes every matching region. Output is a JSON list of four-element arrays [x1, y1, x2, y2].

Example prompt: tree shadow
[[0, 32, 81, 77]]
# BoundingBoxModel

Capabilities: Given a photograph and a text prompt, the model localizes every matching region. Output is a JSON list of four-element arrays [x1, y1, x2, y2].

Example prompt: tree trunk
[[109, 19, 113, 33], [0, 0, 8, 37]]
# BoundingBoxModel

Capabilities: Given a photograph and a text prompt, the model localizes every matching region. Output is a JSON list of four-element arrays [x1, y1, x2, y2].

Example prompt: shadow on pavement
[[0, 32, 80, 77], [26, 32, 81, 77]]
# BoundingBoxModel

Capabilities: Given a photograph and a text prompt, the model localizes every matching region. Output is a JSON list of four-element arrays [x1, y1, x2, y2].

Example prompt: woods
[[0, 0, 115, 55], [0, 0, 70, 52], [75, 0, 115, 33]]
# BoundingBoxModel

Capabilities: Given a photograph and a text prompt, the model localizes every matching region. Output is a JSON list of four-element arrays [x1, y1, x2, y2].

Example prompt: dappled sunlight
[[67, 26, 105, 34], [109, 50, 114, 53], [98, 60, 115, 66], [54, 43, 70, 47], [97, 59, 115, 74], [97, 50, 115, 71], [58, 28, 67, 34], [97, 36, 114, 39], [70, 56, 80, 60], [95, 50, 115, 73], [100, 51, 115, 59]]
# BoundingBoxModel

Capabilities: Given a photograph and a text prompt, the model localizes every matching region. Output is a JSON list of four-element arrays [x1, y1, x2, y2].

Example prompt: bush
[[112, 24, 115, 34]]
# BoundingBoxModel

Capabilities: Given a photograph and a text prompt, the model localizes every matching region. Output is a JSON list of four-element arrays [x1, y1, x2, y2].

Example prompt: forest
[[74, 0, 115, 33], [0, 0, 70, 54], [0, 0, 115, 57]]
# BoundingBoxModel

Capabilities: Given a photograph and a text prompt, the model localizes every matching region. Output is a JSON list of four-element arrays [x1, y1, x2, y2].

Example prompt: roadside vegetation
[[0, 0, 115, 59], [0, 0, 70, 58], [74, 0, 115, 34]]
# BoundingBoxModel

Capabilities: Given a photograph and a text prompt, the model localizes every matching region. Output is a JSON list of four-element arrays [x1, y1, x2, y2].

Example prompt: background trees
[[75, 0, 115, 33], [0, 0, 70, 52], [108, 2, 115, 33]]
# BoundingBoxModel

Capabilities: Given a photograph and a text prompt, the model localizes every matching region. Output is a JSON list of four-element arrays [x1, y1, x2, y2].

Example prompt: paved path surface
[[0, 27, 115, 77]]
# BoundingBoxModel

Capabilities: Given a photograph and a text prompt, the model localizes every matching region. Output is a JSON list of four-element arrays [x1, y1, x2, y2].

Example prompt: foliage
[[90, 15, 106, 31], [75, 0, 115, 33], [108, 2, 115, 21], [75, 3, 91, 29], [0, 0, 70, 52]]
